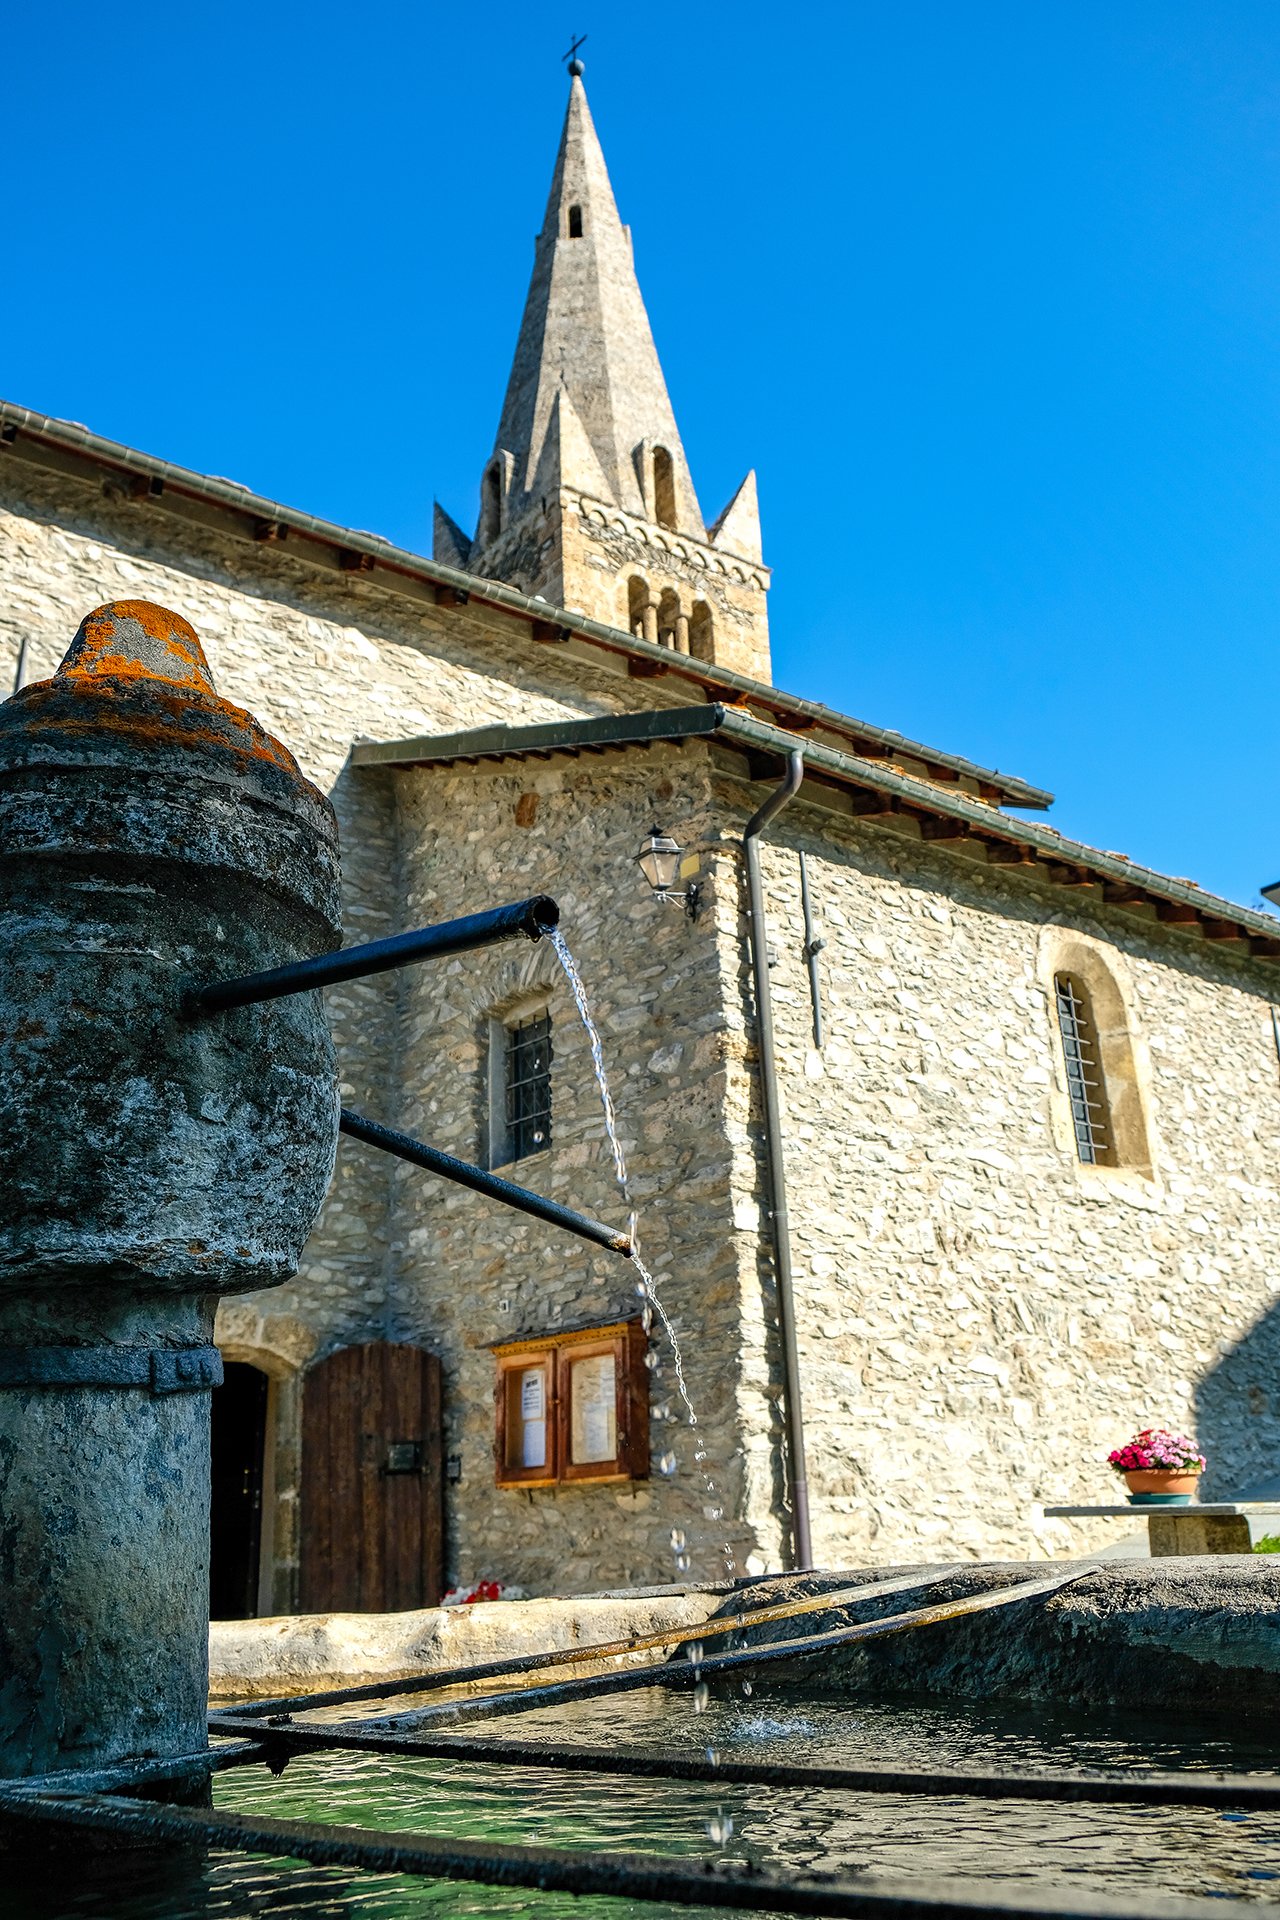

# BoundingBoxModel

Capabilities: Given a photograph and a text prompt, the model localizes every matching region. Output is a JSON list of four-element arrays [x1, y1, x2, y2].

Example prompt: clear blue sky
[[6, 3, 1279, 911]]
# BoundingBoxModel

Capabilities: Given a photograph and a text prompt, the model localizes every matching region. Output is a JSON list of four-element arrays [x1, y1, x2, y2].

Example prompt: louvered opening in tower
[[652, 446, 677, 530]]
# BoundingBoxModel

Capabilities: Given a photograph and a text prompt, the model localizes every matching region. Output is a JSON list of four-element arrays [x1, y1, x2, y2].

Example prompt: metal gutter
[[743, 753, 813, 1571], [0, 400, 1051, 809], [353, 704, 1280, 955], [718, 709, 1280, 950]]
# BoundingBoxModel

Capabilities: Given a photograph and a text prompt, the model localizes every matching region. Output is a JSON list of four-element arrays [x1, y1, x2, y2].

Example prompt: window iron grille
[[1054, 973, 1114, 1166], [505, 1011, 552, 1162]]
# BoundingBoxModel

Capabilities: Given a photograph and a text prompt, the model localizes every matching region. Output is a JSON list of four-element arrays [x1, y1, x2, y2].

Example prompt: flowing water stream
[[546, 930, 735, 1588]]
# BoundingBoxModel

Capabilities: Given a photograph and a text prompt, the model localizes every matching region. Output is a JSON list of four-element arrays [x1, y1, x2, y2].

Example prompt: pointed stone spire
[[434, 63, 773, 684], [492, 70, 702, 531]]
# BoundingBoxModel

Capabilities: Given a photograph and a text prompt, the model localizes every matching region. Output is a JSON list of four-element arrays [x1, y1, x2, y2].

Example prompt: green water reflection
[[8, 1685, 1280, 1915]]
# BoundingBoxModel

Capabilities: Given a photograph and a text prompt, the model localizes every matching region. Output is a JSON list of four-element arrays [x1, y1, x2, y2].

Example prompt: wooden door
[[299, 1342, 443, 1613]]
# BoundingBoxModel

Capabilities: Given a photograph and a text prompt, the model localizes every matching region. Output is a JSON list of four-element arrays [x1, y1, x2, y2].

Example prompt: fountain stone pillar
[[0, 601, 341, 1778]]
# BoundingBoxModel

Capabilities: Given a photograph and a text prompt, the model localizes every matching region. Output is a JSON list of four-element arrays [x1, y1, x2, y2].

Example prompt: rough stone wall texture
[[721, 785, 1280, 1568], [388, 744, 753, 1592]]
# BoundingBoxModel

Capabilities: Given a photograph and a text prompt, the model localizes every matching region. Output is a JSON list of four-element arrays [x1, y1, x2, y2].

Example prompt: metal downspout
[[743, 750, 813, 1570]]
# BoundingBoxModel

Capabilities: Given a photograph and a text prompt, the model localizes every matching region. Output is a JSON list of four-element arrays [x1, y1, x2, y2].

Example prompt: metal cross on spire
[[562, 32, 587, 76]]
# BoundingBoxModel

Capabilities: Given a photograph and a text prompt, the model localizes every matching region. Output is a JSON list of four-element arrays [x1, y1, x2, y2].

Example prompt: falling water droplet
[[669, 1528, 686, 1552], [693, 1682, 710, 1714], [741, 1680, 754, 1698], [685, 1642, 704, 1666], [704, 1746, 719, 1767], [705, 1809, 734, 1845], [645, 1350, 660, 1371], [674, 1551, 692, 1573], [658, 1451, 677, 1476]]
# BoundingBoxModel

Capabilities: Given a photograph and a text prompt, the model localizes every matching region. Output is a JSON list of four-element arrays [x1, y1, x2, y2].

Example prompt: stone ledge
[[726, 1558, 1280, 1719], [209, 1590, 722, 1701]]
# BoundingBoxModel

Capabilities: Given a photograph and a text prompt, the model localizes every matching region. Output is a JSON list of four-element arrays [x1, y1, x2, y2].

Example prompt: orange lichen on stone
[[60, 601, 216, 694], [12, 600, 318, 790]]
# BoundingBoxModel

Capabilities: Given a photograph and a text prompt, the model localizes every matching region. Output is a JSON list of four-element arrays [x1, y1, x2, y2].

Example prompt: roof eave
[[352, 707, 1280, 963]]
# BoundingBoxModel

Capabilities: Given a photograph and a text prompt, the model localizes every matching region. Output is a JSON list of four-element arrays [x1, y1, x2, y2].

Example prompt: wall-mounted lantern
[[635, 826, 700, 921]]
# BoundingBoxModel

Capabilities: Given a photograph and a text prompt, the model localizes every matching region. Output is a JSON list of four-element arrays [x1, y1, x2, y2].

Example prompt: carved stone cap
[[1, 601, 332, 818], [0, 601, 339, 924]]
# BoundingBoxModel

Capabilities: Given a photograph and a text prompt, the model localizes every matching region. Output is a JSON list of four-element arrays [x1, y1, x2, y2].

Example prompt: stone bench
[[1045, 1502, 1280, 1556]]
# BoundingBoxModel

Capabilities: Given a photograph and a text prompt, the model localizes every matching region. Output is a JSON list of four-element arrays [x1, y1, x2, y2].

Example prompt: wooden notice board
[[493, 1319, 648, 1489], [300, 1341, 443, 1613]]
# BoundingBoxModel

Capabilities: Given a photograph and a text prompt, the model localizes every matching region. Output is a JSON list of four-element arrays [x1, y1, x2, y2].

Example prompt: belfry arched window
[[657, 587, 680, 649], [1053, 973, 1115, 1166], [689, 600, 714, 662], [627, 575, 650, 639]]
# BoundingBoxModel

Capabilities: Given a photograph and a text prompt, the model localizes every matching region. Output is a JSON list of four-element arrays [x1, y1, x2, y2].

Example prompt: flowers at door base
[[440, 1579, 530, 1607], [1107, 1428, 1205, 1475]]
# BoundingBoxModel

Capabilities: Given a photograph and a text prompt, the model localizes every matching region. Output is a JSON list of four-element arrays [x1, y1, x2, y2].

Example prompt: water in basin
[[9, 1684, 1280, 1915]]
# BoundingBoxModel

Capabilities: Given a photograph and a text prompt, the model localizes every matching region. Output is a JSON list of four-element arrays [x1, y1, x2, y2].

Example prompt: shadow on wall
[[1195, 1300, 1280, 1501]]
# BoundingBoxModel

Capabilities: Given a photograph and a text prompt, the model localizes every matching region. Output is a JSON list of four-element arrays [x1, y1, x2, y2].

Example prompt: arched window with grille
[[1053, 973, 1115, 1166], [1042, 935, 1154, 1180]]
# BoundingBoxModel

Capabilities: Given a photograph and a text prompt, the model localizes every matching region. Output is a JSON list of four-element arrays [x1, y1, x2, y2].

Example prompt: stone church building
[[3, 70, 1279, 1614]]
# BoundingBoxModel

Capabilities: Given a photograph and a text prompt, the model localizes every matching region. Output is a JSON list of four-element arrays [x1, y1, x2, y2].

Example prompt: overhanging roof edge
[[351, 704, 1280, 953], [350, 705, 727, 769]]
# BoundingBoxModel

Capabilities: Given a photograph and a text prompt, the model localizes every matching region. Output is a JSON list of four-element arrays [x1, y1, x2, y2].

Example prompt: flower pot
[[1122, 1470, 1199, 1505]]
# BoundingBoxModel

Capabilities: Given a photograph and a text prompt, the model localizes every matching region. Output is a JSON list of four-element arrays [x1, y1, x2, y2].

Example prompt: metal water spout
[[0, 601, 343, 1778]]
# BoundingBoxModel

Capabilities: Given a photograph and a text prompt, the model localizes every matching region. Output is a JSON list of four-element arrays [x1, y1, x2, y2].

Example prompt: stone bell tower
[[433, 59, 773, 684]]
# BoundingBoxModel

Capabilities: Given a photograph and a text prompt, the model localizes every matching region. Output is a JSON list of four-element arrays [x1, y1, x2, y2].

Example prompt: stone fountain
[[0, 601, 341, 1778]]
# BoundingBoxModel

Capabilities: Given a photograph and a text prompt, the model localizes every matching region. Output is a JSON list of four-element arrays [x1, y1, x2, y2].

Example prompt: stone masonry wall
[[719, 781, 1280, 1567], [387, 744, 756, 1593]]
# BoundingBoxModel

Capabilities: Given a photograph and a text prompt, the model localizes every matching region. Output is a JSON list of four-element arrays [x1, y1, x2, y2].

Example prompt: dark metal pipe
[[189, 896, 559, 1015], [338, 1109, 630, 1255], [269, 1571, 1075, 1736], [743, 752, 813, 1570], [799, 851, 825, 1049], [202, 1715, 1280, 1813]]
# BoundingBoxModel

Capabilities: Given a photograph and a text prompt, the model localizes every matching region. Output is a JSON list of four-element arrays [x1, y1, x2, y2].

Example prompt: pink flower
[[1108, 1427, 1204, 1474]]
